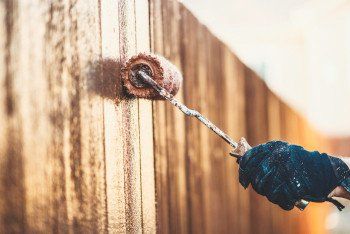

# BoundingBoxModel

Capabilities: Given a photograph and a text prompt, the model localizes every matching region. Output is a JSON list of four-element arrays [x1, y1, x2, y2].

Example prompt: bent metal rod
[[137, 70, 239, 151], [136, 70, 309, 211]]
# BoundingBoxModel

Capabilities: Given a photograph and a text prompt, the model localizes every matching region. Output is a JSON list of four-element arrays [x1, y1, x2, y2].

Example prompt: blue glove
[[238, 141, 350, 211]]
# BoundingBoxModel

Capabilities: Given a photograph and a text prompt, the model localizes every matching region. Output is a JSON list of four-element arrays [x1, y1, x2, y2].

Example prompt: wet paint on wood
[[0, 0, 344, 233], [0, 0, 155, 232]]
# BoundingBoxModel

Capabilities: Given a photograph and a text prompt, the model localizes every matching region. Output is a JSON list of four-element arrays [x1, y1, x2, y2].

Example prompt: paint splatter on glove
[[238, 141, 350, 211]]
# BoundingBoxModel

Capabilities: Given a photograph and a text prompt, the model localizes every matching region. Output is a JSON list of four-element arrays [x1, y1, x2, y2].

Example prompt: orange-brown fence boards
[[244, 68, 273, 234], [0, 1, 25, 232], [222, 44, 240, 234], [196, 21, 212, 234], [164, 1, 188, 233], [234, 58, 252, 234], [65, 1, 106, 232], [1, 0, 347, 233], [205, 31, 225, 233], [150, 0, 335, 233], [116, 0, 156, 232], [162, 2, 188, 234], [150, 0, 190, 233], [328, 137, 350, 156], [0, 0, 108, 232], [0, 0, 156, 233], [118, 0, 144, 230], [136, 1, 157, 232], [244, 68, 270, 145], [149, 0, 170, 232], [101, 0, 125, 232], [182, 7, 207, 234]]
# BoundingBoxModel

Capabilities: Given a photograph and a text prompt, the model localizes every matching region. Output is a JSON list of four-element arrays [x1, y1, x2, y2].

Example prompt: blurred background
[[1, 0, 349, 232], [182, 0, 350, 233], [182, 0, 350, 137]]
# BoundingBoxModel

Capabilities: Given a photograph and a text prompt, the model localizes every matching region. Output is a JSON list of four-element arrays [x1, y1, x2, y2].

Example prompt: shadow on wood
[[87, 58, 135, 103]]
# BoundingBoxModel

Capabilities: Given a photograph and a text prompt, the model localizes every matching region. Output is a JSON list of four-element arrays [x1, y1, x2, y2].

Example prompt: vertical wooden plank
[[0, 0, 5, 150], [135, 0, 157, 233], [0, 1, 338, 233], [267, 92, 282, 140], [150, 0, 170, 233], [80, 0, 108, 229], [0, 0, 108, 232], [244, 69, 272, 234], [197, 24, 212, 234], [0, 3, 6, 231], [180, 7, 205, 234], [118, 0, 143, 232], [162, 1, 189, 234], [222, 46, 239, 234], [207, 35, 228, 234], [0, 1, 5, 180], [63, 0, 107, 232], [18, 2, 45, 231], [43, 1, 69, 232], [101, 0, 126, 232], [0, 1, 26, 233], [235, 59, 251, 234]]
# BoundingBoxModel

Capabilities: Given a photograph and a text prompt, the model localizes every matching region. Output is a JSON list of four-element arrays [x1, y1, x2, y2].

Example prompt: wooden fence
[[150, 1, 335, 233], [0, 0, 346, 233]]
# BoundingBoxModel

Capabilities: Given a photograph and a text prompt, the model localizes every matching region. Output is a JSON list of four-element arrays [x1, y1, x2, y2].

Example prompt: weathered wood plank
[[63, 1, 107, 232], [0, 0, 339, 233], [0, 1, 26, 233], [222, 46, 240, 234], [135, 0, 157, 232], [118, 0, 143, 232], [244, 68, 272, 234], [150, 0, 171, 233], [206, 35, 228, 233], [43, 1, 70, 232], [0, 0, 109, 232], [197, 24, 212, 234], [101, 0, 126, 232], [162, 1, 189, 234], [180, 6, 205, 234], [234, 58, 251, 234]]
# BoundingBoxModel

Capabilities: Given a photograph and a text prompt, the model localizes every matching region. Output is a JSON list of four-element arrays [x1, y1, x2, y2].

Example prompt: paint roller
[[121, 52, 309, 210]]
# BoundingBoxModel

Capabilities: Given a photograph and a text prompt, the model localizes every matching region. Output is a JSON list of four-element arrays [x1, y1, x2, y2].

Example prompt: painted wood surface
[[0, 0, 155, 233], [150, 1, 345, 234], [0, 0, 347, 233]]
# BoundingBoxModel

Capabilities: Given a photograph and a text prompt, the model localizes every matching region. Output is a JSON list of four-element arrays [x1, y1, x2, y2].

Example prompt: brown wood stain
[[0, 0, 345, 233]]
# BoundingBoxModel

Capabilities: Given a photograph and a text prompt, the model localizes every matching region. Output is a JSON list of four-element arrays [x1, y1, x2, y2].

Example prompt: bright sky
[[182, 0, 350, 137]]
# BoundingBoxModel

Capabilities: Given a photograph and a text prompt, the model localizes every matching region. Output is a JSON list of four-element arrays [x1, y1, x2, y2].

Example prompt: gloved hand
[[238, 141, 350, 211]]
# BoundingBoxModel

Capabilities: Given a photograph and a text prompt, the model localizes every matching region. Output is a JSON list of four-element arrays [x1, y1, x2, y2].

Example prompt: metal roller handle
[[136, 70, 309, 211]]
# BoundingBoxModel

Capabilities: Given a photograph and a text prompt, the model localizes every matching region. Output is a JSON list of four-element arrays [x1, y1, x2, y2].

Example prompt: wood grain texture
[[163, 2, 189, 234], [101, 0, 126, 232], [181, 7, 205, 234], [150, 1, 336, 234], [136, 0, 157, 232], [0, 1, 26, 233], [150, 0, 170, 233], [118, 1, 143, 232], [0, 0, 155, 232], [0, 0, 346, 233]]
